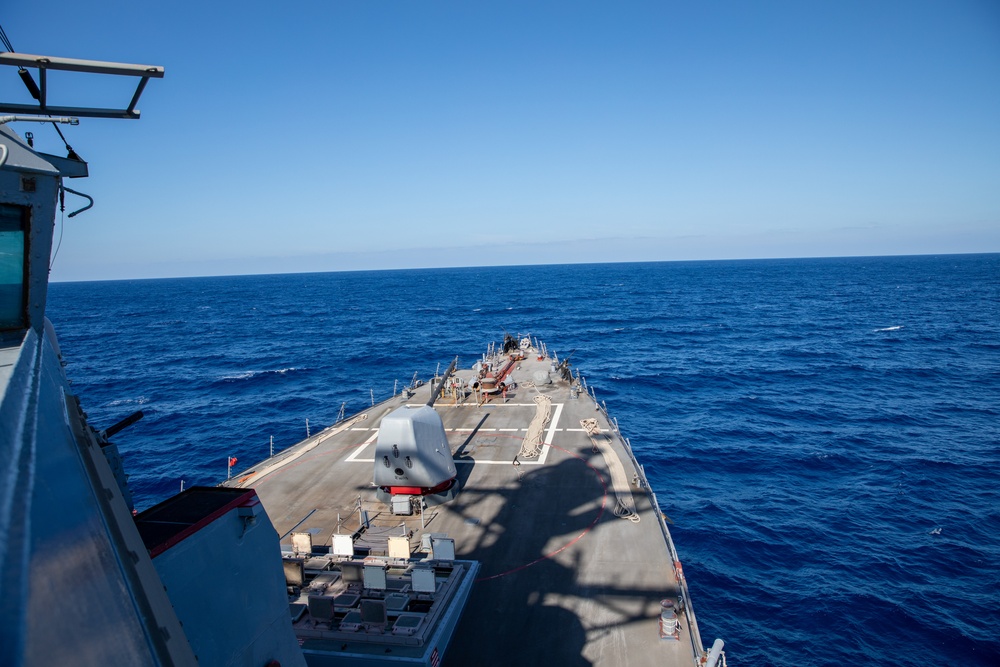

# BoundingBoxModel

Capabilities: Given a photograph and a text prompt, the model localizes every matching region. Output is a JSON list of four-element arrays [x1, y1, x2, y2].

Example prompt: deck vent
[[387, 536, 410, 559], [360, 599, 387, 630], [392, 613, 424, 636], [332, 534, 354, 557], [291, 532, 313, 556], [364, 563, 387, 590], [431, 537, 455, 561], [340, 562, 363, 584], [411, 568, 436, 593]]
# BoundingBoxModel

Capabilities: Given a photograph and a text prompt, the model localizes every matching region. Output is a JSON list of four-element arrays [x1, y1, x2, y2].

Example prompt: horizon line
[[50, 251, 998, 284]]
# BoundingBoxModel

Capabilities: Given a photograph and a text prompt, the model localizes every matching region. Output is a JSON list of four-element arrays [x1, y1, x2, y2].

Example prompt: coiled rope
[[581, 418, 640, 523], [517, 394, 551, 459]]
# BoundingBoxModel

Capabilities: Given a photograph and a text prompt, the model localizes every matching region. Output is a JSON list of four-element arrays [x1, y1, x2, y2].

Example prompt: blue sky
[[4, 1, 999, 281]]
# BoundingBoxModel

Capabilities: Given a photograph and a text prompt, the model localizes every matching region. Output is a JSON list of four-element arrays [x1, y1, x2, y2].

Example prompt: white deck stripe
[[343, 404, 565, 467], [345, 430, 380, 462], [537, 402, 563, 465], [350, 427, 588, 433]]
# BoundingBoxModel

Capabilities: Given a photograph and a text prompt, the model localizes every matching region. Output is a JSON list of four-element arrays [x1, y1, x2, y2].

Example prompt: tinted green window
[[0, 204, 28, 329]]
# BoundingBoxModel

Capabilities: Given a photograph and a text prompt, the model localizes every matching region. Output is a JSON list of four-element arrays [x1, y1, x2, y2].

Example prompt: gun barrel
[[102, 410, 144, 439], [427, 357, 459, 407]]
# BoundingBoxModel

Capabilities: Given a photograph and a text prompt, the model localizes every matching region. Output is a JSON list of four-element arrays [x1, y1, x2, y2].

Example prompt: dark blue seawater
[[48, 255, 1000, 666]]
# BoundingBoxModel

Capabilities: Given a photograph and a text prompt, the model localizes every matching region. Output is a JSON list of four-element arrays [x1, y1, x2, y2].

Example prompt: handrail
[[61, 186, 94, 218]]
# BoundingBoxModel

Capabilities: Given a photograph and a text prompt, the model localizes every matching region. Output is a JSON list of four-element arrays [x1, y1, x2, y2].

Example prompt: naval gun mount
[[374, 358, 460, 515]]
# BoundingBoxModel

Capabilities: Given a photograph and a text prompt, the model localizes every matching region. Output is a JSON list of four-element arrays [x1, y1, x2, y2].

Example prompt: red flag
[[229, 457, 237, 467]]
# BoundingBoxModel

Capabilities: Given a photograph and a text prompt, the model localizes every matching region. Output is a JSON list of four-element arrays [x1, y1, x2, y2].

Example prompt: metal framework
[[0, 52, 164, 119]]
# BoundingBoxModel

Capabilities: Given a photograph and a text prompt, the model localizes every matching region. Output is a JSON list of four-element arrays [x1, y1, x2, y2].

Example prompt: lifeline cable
[[0, 23, 15, 52]]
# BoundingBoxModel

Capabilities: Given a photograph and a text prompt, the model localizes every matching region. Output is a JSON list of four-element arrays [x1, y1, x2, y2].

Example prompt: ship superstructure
[[0, 51, 304, 667]]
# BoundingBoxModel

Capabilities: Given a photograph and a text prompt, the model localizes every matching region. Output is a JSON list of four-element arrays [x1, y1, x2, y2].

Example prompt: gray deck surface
[[229, 349, 705, 667]]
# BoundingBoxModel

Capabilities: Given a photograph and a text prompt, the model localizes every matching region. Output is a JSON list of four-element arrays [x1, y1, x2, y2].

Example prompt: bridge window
[[0, 204, 27, 330]]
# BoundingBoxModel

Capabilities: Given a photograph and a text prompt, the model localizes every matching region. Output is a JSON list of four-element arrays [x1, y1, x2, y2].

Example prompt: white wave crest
[[219, 368, 298, 381], [104, 396, 149, 407]]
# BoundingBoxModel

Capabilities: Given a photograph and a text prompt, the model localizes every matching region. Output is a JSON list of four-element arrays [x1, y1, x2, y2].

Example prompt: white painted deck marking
[[538, 401, 563, 465], [344, 404, 564, 466], [345, 430, 380, 463], [405, 403, 543, 408]]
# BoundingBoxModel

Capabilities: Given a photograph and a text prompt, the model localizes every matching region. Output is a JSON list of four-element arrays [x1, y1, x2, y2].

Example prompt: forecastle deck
[[223, 342, 708, 667]]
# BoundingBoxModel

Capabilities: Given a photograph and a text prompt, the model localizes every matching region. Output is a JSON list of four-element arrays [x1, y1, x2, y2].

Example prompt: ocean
[[48, 254, 1000, 666]]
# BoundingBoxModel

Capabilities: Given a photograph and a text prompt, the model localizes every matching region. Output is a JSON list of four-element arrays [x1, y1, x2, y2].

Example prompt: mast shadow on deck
[[435, 426, 685, 667], [452, 413, 488, 492], [445, 455, 596, 666]]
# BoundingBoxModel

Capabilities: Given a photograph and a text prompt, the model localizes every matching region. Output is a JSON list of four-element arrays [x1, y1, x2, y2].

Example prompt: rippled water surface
[[49, 255, 1000, 666]]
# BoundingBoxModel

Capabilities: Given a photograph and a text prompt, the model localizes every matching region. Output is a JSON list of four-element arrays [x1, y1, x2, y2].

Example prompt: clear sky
[[4, 1, 999, 281]]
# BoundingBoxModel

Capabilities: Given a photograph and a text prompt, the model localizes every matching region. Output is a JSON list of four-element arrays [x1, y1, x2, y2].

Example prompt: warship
[[0, 50, 726, 666]]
